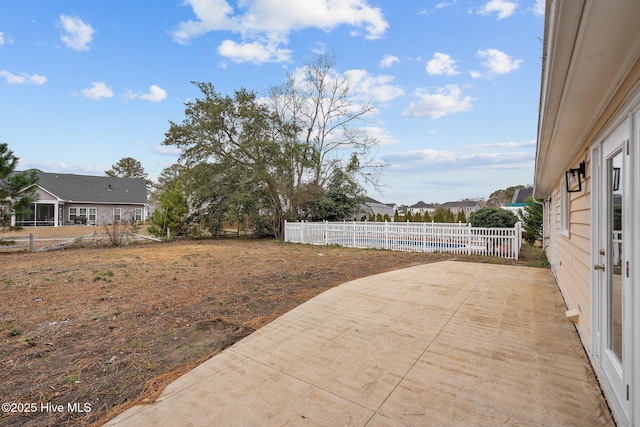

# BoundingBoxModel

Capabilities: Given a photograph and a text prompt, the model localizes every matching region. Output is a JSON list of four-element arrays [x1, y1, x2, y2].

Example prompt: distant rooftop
[[510, 188, 533, 205], [21, 171, 147, 204]]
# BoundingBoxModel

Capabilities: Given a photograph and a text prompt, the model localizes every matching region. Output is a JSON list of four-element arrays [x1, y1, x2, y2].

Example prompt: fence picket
[[284, 221, 522, 260]]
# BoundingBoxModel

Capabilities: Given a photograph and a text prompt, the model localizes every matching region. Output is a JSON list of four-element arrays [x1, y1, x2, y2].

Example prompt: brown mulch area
[[0, 229, 547, 426]]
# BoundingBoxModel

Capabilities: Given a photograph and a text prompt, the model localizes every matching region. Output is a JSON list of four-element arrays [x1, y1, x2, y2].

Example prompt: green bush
[[470, 207, 518, 228]]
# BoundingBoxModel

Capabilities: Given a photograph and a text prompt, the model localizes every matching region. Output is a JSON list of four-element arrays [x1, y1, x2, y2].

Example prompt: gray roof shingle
[[511, 188, 533, 204], [29, 171, 147, 204]]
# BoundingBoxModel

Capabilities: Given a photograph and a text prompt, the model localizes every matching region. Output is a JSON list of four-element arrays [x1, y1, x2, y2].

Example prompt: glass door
[[596, 125, 631, 422], [607, 151, 623, 364]]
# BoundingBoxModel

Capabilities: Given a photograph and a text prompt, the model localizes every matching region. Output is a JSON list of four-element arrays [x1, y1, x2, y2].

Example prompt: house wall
[[455, 205, 479, 215], [544, 66, 640, 356], [65, 204, 145, 225], [408, 207, 434, 215], [542, 75, 640, 427], [546, 153, 593, 348], [537, 4, 640, 424], [34, 187, 57, 201]]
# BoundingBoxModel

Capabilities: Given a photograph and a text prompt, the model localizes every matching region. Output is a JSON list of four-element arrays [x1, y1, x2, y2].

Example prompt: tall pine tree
[[0, 142, 38, 231]]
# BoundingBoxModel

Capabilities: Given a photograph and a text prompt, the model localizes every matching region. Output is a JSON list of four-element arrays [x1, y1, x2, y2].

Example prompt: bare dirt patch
[[1, 228, 546, 426]]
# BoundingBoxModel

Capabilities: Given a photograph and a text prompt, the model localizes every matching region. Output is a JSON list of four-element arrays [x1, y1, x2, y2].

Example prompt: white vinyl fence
[[284, 221, 522, 259]]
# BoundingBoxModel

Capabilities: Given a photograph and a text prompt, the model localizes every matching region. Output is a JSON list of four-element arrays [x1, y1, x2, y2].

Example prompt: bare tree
[[268, 52, 385, 191]]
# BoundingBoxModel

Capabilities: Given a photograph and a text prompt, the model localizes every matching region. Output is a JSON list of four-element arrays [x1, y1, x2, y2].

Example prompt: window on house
[[89, 208, 97, 221], [69, 207, 77, 220], [561, 177, 569, 235], [134, 208, 142, 222], [114, 208, 121, 222], [79, 207, 87, 218]]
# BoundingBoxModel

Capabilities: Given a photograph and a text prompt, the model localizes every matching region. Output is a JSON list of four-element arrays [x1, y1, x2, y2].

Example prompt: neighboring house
[[396, 205, 409, 216], [356, 197, 396, 220], [440, 200, 481, 217], [407, 201, 436, 216], [15, 171, 148, 227], [535, 1, 640, 425], [502, 187, 533, 216], [510, 187, 532, 206], [385, 203, 398, 215]]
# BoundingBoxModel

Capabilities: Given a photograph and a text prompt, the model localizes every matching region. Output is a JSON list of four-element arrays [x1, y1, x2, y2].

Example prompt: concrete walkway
[[105, 261, 614, 426]]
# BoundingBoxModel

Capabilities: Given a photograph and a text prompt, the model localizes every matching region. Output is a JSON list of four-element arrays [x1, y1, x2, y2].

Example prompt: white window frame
[[89, 208, 97, 222], [134, 208, 142, 222], [113, 208, 121, 222], [69, 207, 77, 221]]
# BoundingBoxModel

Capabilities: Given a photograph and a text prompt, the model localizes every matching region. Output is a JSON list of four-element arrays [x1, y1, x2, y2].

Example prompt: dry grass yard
[[0, 226, 547, 426]]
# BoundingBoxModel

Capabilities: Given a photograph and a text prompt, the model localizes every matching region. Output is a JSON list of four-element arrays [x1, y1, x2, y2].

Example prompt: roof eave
[[534, 0, 640, 198]]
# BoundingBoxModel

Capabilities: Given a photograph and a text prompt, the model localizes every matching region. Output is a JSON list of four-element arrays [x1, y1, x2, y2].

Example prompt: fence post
[[515, 222, 522, 259], [422, 222, 427, 252], [353, 221, 356, 247], [384, 221, 389, 250], [467, 223, 471, 255], [324, 220, 328, 245], [300, 221, 304, 244], [29, 233, 33, 251]]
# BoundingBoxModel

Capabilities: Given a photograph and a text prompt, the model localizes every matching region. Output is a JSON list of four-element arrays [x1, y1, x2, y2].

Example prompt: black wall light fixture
[[565, 161, 586, 193]]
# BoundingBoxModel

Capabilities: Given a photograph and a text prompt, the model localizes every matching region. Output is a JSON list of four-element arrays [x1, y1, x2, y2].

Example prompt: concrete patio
[[105, 261, 614, 426]]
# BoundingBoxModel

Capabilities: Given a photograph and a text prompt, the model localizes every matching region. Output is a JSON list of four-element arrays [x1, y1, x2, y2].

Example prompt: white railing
[[284, 221, 522, 259]]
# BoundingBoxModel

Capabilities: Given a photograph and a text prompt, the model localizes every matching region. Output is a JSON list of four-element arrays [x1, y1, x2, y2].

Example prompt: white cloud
[[402, 84, 475, 119], [81, 82, 113, 100], [153, 145, 181, 156], [170, 0, 234, 44], [359, 126, 401, 146], [139, 85, 168, 103], [344, 69, 404, 103], [0, 70, 47, 85], [172, 0, 388, 64], [384, 139, 536, 175], [426, 53, 459, 76], [0, 32, 14, 45], [126, 85, 168, 102], [461, 140, 536, 150], [531, 0, 545, 16], [240, 0, 388, 39], [217, 39, 292, 63], [380, 55, 399, 68], [287, 65, 404, 105], [477, 48, 522, 74], [478, 0, 517, 19], [384, 147, 534, 173], [419, 0, 457, 15], [59, 14, 96, 51], [437, 0, 457, 9]]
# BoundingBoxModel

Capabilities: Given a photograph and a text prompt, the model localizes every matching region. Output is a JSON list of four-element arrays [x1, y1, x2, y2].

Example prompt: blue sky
[[1, 0, 544, 205]]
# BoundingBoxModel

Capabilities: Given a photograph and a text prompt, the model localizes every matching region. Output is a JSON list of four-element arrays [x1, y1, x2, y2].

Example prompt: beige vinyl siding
[[549, 155, 593, 349]]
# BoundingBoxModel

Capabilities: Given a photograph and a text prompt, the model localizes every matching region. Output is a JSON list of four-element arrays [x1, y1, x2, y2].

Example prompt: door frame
[[591, 110, 637, 426], [550, 189, 557, 274]]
